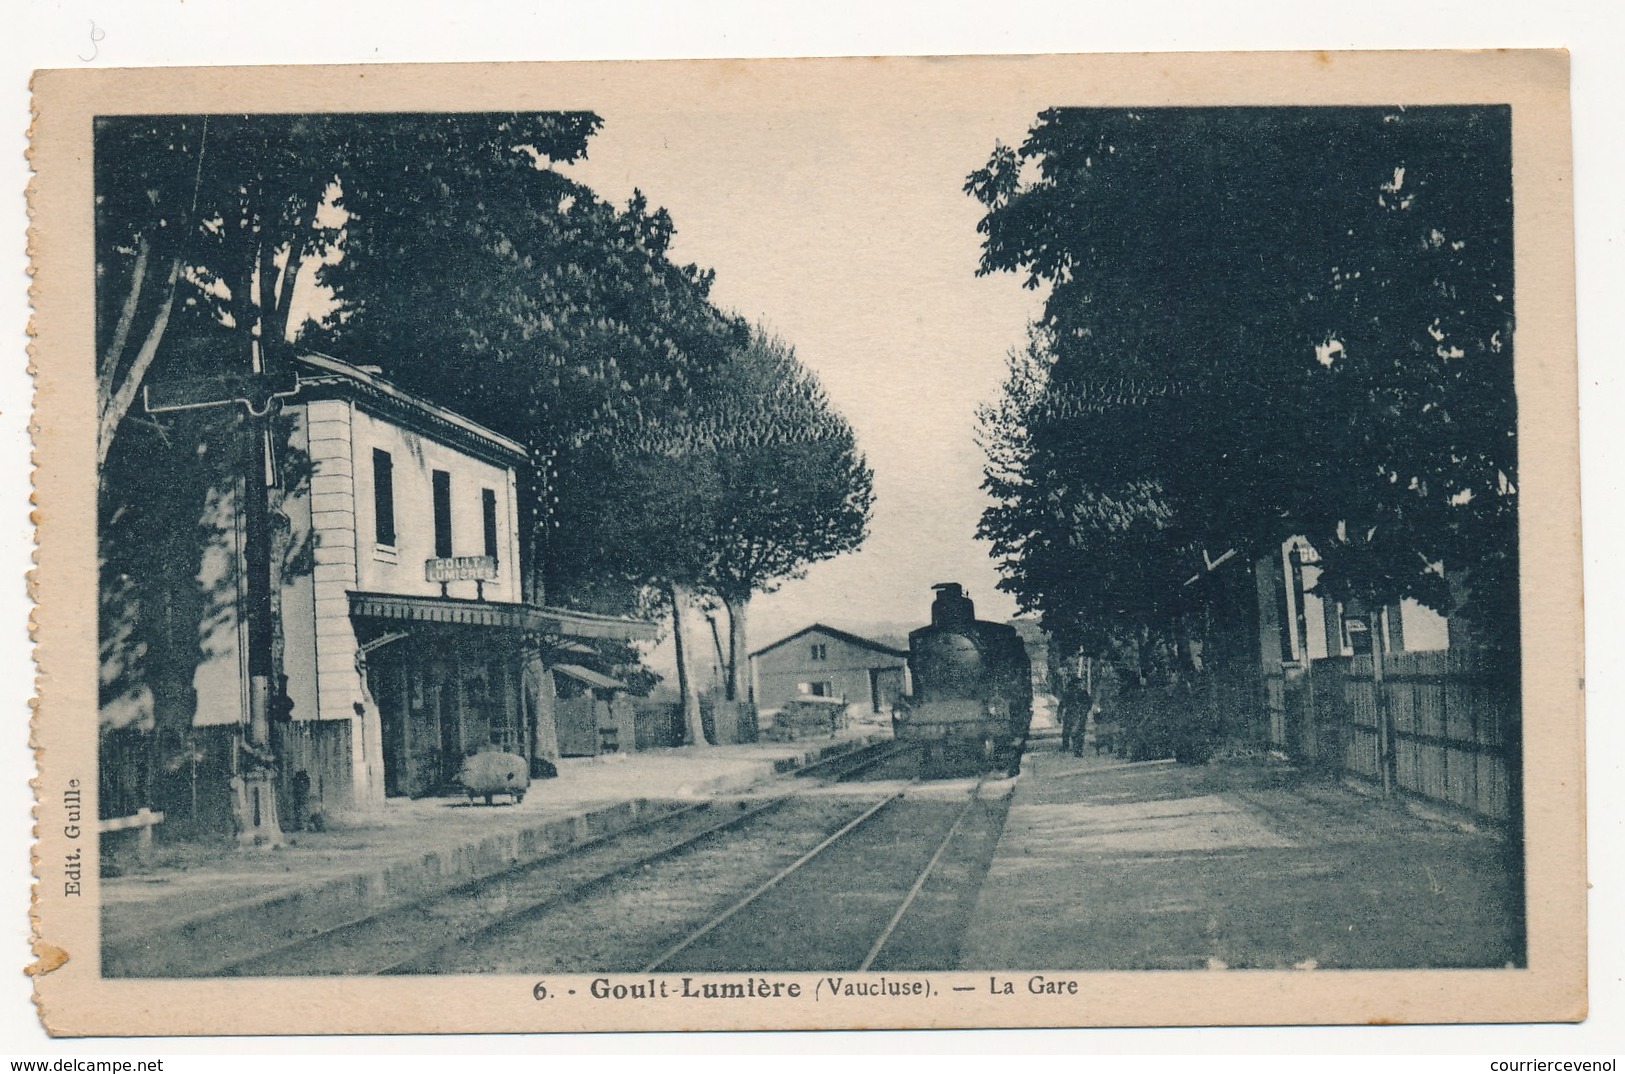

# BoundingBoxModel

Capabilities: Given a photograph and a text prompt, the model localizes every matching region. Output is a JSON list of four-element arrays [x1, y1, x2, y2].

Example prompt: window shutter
[[432, 470, 452, 558], [372, 449, 396, 546], [481, 488, 499, 563]]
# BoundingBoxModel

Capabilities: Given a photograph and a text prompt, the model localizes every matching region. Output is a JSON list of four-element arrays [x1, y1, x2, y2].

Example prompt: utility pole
[[145, 349, 299, 847], [238, 359, 283, 846]]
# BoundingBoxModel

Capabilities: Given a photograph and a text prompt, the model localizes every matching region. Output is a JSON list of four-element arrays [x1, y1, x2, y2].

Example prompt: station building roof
[[294, 351, 528, 467]]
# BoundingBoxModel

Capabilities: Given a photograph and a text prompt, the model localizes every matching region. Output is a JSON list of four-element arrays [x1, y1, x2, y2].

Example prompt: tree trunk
[[97, 252, 184, 471], [668, 582, 707, 747], [269, 221, 308, 347], [722, 594, 751, 704], [98, 233, 152, 397]]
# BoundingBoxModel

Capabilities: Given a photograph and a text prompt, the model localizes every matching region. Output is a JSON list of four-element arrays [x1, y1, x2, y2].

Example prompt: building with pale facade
[[105, 352, 652, 835]]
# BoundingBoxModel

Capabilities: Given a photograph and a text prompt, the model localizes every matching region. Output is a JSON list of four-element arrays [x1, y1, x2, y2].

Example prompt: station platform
[[100, 733, 880, 976], [957, 732, 1523, 971]]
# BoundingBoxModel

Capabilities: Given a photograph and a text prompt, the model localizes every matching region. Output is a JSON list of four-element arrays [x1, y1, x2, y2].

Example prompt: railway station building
[[99, 352, 653, 839], [749, 624, 910, 715]]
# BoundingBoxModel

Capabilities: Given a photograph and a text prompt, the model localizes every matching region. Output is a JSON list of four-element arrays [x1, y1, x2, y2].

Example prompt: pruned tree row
[[970, 107, 1517, 701]]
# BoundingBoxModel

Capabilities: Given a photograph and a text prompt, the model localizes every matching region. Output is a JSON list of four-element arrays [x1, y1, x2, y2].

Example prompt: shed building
[[750, 624, 910, 715]]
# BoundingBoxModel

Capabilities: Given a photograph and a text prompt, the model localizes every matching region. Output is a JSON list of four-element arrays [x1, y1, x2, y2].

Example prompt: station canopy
[[348, 591, 657, 642]]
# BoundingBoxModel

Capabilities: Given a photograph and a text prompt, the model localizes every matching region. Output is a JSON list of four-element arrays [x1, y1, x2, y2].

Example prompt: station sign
[[425, 555, 498, 583]]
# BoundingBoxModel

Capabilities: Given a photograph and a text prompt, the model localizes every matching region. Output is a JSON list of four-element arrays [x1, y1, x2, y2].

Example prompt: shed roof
[[551, 664, 626, 691], [749, 623, 910, 661]]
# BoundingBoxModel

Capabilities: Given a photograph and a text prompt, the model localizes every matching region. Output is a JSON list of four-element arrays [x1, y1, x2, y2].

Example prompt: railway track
[[794, 738, 917, 782], [213, 795, 793, 977], [213, 756, 907, 977], [213, 747, 1007, 977], [643, 774, 1004, 973]]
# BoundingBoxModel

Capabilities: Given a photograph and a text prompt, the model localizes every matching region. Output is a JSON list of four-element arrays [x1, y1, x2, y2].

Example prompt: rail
[[212, 797, 728, 977], [641, 789, 909, 972], [859, 774, 988, 970]]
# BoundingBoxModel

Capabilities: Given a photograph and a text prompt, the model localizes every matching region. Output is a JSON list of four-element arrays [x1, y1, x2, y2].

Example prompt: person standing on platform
[[1059, 675, 1089, 755]]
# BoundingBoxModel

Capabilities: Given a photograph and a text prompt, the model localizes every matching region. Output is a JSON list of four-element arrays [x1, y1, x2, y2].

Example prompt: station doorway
[[366, 629, 525, 798]]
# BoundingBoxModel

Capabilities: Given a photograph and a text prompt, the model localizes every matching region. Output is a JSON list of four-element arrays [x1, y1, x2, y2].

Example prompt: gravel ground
[[956, 738, 1523, 970]]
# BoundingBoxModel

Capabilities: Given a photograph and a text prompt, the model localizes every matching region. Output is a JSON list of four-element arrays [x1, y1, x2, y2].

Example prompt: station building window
[[372, 448, 396, 547], [432, 469, 452, 558], [481, 487, 499, 563], [810, 642, 828, 661]]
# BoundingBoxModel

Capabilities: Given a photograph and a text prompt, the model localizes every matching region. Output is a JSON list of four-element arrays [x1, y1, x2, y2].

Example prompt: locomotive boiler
[[892, 583, 1033, 775]]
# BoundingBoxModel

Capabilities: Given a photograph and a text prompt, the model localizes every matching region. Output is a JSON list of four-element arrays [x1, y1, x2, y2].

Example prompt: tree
[[1292, 108, 1516, 645], [969, 107, 1517, 670], [551, 442, 722, 746], [94, 115, 356, 470], [692, 330, 874, 701], [976, 327, 1195, 677], [317, 129, 745, 608], [550, 327, 874, 737]]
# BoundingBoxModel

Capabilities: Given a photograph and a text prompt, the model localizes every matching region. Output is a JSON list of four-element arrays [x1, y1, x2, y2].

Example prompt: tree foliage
[[96, 113, 875, 755], [314, 118, 747, 605], [553, 327, 874, 709], [970, 107, 1516, 660]]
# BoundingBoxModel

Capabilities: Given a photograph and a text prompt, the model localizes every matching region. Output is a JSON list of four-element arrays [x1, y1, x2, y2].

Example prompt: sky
[[561, 104, 1050, 650]]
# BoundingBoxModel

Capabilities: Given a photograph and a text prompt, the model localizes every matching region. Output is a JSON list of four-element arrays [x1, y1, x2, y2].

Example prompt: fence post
[[1370, 608, 1395, 797]]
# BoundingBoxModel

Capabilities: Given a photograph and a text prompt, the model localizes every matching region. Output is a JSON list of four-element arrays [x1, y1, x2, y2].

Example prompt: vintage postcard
[[28, 51, 1582, 1036]]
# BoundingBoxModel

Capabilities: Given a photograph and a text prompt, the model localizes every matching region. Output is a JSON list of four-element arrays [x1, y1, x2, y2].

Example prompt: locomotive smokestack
[[930, 582, 975, 628]]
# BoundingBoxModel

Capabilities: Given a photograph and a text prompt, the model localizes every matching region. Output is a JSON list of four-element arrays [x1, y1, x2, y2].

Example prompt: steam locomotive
[[892, 583, 1033, 776]]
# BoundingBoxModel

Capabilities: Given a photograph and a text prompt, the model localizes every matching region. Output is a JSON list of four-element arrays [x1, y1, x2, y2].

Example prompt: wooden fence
[[100, 724, 236, 840], [557, 695, 640, 756], [634, 699, 685, 750], [629, 697, 759, 750], [101, 719, 353, 841], [271, 718, 352, 826], [1277, 648, 1520, 823]]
